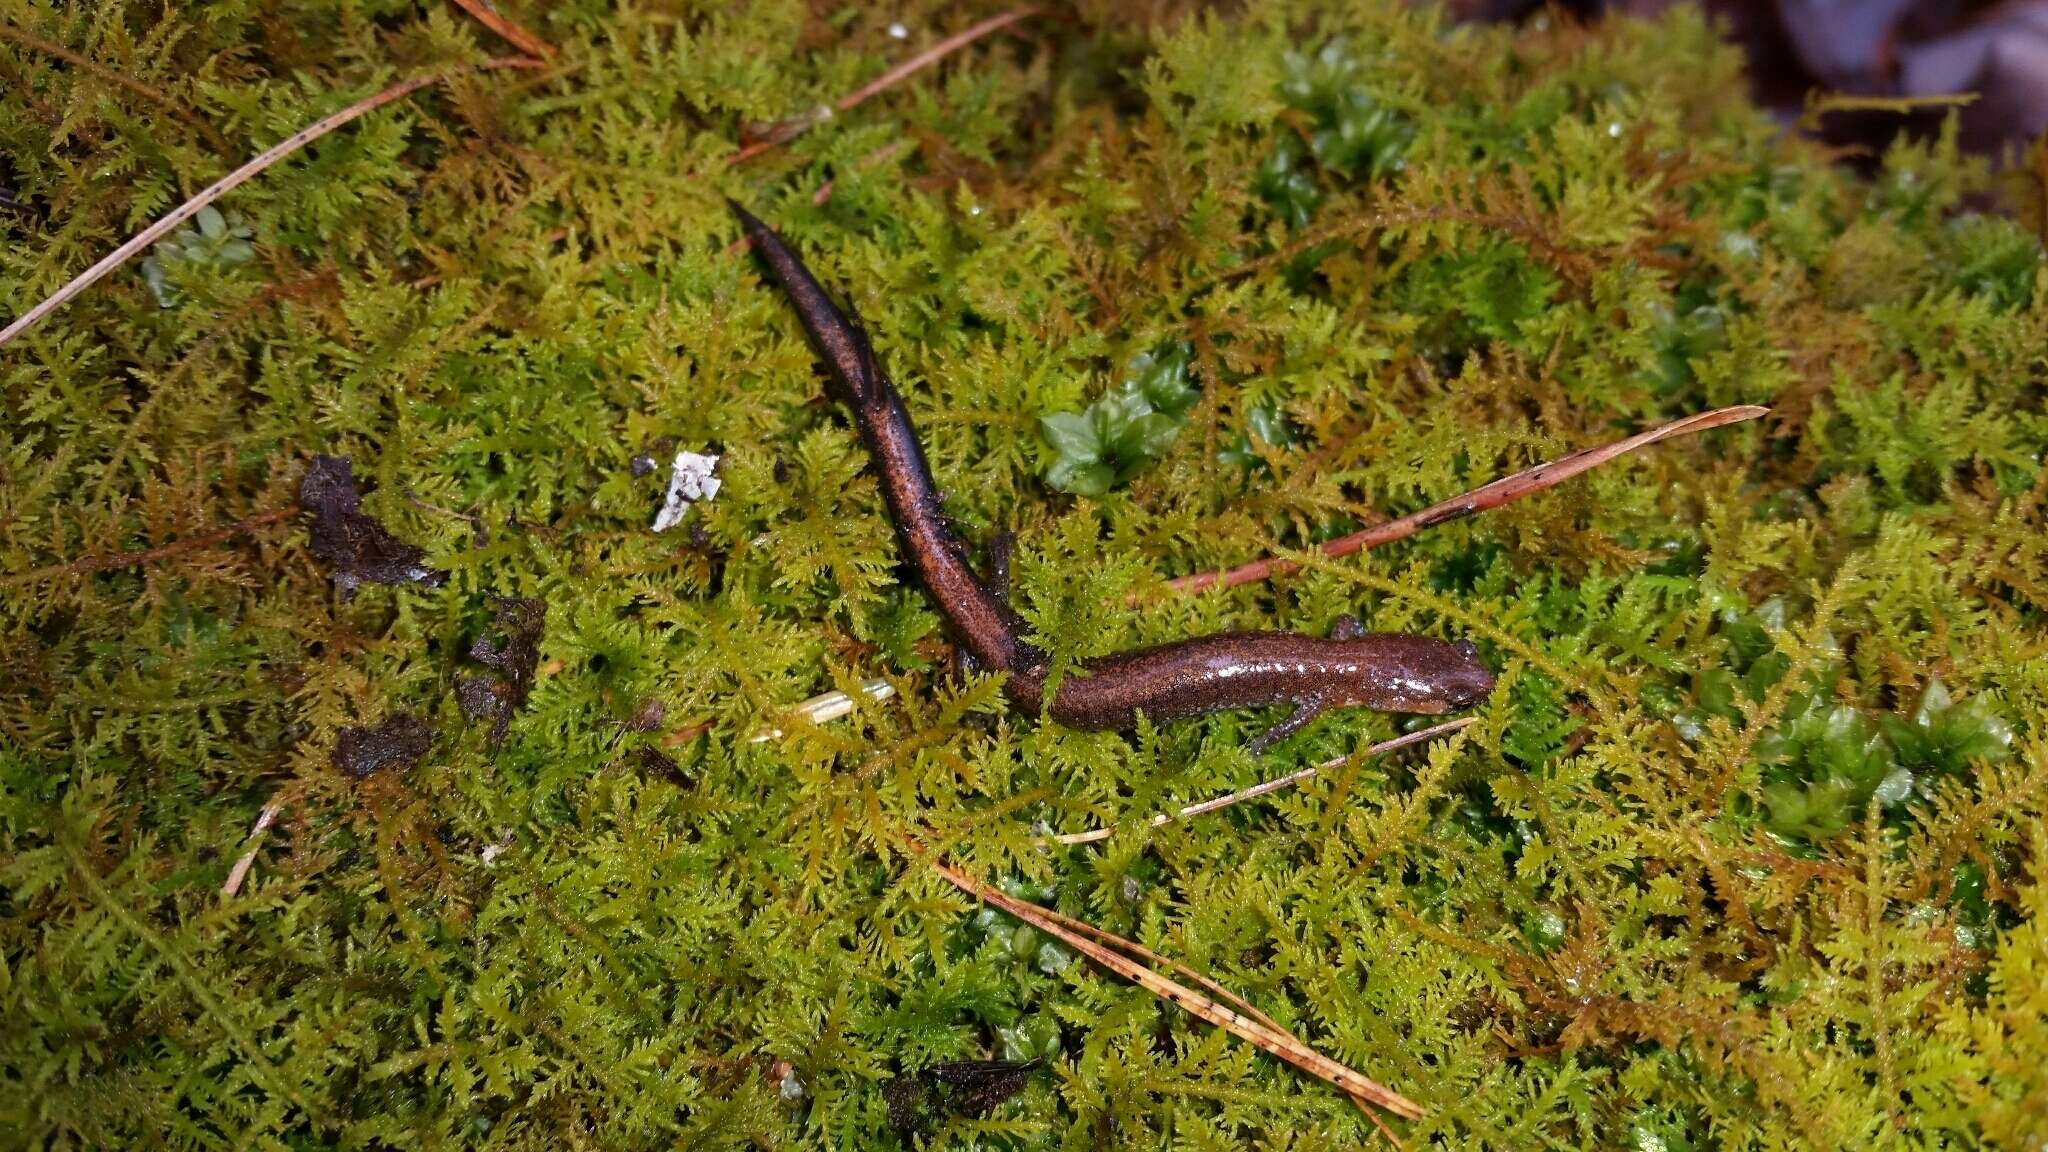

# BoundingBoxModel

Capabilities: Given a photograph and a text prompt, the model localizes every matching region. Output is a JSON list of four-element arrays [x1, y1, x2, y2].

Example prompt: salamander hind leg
[[1245, 699, 1324, 756]]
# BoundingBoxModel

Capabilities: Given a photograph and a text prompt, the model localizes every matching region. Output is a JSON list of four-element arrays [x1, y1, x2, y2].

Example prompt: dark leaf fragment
[[636, 744, 684, 784], [882, 1059, 1040, 1134], [299, 455, 446, 601], [457, 594, 545, 747], [332, 713, 434, 779]]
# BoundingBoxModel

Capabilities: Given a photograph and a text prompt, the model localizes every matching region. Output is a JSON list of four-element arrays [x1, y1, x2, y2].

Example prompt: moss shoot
[[3, 1, 2046, 1147]]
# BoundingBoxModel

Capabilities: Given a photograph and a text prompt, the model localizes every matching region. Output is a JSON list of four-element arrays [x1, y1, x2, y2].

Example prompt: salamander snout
[[1439, 639, 1496, 709]]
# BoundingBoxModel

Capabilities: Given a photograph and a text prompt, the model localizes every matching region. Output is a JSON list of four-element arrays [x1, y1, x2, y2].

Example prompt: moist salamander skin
[[730, 201, 1496, 750]]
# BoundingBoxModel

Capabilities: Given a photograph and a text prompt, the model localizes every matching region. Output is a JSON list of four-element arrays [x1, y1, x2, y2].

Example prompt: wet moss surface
[[3, 1, 2046, 1147]]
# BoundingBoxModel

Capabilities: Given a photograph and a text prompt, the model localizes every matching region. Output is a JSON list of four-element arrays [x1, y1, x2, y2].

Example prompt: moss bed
[[3, 1, 2047, 1147]]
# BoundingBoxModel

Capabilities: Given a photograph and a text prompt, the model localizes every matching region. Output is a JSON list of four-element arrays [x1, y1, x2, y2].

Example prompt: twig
[[1163, 405, 1768, 597], [0, 505, 293, 589], [0, 55, 543, 349], [724, 7, 1038, 166], [447, 0, 556, 60], [220, 797, 286, 897], [925, 857, 1427, 1122], [1052, 717, 1475, 845], [1798, 90, 1976, 132]]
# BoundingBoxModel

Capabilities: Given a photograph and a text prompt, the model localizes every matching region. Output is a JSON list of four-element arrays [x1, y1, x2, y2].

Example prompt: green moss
[[4, 1, 2048, 1148]]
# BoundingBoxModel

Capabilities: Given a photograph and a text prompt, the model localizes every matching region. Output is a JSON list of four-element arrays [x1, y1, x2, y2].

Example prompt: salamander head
[[1334, 634, 1497, 714], [1433, 638, 1497, 711]]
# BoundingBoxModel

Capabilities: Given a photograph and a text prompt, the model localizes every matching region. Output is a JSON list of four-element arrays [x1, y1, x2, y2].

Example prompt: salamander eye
[[1453, 639, 1481, 660]]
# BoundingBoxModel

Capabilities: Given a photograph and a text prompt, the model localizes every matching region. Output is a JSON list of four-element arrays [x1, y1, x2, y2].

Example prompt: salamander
[[730, 201, 1495, 752]]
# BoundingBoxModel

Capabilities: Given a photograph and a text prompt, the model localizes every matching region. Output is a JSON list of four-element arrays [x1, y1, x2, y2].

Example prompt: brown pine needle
[[0, 505, 294, 589], [724, 7, 1039, 166], [0, 23, 234, 154], [1164, 405, 1769, 597], [0, 56, 543, 349], [1053, 717, 1475, 845], [448, 0, 556, 59], [926, 858, 1428, 1121], [1, 21, 174, 112]]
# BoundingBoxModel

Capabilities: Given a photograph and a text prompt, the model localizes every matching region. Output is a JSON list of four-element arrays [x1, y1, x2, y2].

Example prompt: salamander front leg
[[1245, 699, 1323, 756]]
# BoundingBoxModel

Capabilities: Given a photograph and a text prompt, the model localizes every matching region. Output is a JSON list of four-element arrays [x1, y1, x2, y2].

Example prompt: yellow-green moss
[[3, 1, 2046, 1147]]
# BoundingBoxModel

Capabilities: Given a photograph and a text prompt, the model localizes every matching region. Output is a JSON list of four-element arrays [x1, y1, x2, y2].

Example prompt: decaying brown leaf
[[882, 1058, 1041, 1134], [456, 594, 545, 747], [299, 455, 446, 601], [331, 713, 434, 779]]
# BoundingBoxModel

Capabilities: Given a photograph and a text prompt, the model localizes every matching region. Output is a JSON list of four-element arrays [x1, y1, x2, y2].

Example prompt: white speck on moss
[[652, 451, 721, 532], [481, 830, 513, 867]]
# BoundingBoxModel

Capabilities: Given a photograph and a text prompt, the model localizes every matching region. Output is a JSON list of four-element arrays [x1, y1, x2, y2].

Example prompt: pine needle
[[725, 8, 1039, 166], [1053, 717, 1475, 845], [448, 0, 556, 60], [1163, 405, 1769, 597], [923, 856, 1429, 1122], [0, 56, 543, 349]]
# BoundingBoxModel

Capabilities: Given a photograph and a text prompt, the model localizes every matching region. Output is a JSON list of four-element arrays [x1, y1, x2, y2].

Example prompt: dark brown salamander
[[730, 202, 1495, 752]]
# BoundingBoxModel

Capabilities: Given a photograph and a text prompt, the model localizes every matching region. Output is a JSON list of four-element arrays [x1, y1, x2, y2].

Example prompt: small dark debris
[[882, 1059, 1040, 1135], [455, 677, 509, 736], [456, 594, 546, 748], [1413, 501, 1478, 530], [636, 744, 685, 784], [299, 455, 446, 601], [628, 697, 667, 731], [332, 713, 434, 779], [629, 453, 658, 478]]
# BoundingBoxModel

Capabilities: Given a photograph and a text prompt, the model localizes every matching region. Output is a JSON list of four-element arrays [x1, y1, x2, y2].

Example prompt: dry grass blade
[[926, 859, 1428, 1122], [220, 797, 286, 898], [1165, 405, 1769, 596], [1054, 717, 1475, 845], [448, 0, 555, 59], [0, 56, 543, 349]]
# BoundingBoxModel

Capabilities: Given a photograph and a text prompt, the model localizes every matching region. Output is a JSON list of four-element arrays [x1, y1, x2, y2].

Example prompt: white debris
[[749, 678, 896, 743], [888, 22, 909, 39], [651, 451, 722, 532], [481, 829, 514, 867]]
